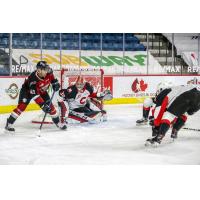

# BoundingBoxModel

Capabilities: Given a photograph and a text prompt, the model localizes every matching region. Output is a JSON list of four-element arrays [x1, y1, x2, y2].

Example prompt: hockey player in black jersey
[[5, 61, 67, 132], [57, 75, 113, 123], [145, 84, 200, 146]]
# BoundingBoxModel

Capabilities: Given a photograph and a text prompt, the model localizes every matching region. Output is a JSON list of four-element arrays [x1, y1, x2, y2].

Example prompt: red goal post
[[56, 67, 104, 93]]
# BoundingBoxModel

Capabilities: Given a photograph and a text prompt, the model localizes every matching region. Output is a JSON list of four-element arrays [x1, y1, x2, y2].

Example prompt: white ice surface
[[0, 104, 200, 164]]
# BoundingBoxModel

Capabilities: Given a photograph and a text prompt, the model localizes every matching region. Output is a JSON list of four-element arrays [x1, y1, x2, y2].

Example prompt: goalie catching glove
[[97, 90, 113, 101]]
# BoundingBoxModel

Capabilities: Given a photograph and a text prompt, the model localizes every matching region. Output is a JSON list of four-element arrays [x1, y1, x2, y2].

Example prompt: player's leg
[[167, 91, 195, 138], [71, 106, 102, 123], [171, 114, 187, 139], [146, 111, 176, 146], [146, 94, 190, 146], [36, 93, 67, 130], [5, 88, 30, 132], [136, 98, 153, 125], [88, 99, 107, 121], [57, 101, 69, 124]]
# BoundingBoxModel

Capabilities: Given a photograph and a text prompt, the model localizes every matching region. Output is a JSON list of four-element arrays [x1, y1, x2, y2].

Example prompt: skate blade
[[152, 142, 160, 147], [4, 129, 15, 135], [136, 123, 147, 126], [145, 141, 152, 146], [170, 138, 176, 143], [145, 141, 159, 147], [59, 126, 67, 131]]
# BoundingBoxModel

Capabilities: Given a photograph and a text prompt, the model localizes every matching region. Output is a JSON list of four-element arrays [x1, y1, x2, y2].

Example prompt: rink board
[[0, 75, 200, 113]]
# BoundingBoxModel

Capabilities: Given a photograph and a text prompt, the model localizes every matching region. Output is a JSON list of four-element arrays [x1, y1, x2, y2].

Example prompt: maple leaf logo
[[131, 78, 148, 93], [139, 79, 148, 91]]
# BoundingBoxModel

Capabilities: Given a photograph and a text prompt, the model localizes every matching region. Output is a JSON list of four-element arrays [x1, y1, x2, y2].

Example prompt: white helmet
[[156, 81, 173, 95]]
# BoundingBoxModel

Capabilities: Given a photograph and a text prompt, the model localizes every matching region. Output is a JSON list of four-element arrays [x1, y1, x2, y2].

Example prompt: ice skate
[[145, 135, 163, 147], [136, 118, 148, 126], [5, 119, 15, 133], [56, 122, 67, 130]]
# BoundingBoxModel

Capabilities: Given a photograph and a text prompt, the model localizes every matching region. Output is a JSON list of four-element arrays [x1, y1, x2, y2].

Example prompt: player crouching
[[5, 61, 67, 132], [57, 75, 112, 124], [145, 84, 200, 147]]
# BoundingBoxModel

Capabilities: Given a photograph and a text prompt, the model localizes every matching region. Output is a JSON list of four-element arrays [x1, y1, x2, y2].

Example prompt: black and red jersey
[[22, 70, 56, 96]]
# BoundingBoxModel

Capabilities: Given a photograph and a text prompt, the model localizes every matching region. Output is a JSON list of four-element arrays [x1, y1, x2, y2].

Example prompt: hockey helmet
[[156, 81, 173, 95], [75, 75, 85, 90], [36, 61, 50, 72]]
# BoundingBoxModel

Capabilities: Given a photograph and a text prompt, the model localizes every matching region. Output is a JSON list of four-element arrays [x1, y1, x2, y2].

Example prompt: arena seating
[[0, 33, 146, 51], [163, 33, 199, 55], [0, 67, 9, 75]]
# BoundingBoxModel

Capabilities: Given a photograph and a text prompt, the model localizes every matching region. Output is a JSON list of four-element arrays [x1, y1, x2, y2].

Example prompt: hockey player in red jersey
[[5, 61, 67, 132], [57, 75, 112, 123], [145, 84, 200, 146]]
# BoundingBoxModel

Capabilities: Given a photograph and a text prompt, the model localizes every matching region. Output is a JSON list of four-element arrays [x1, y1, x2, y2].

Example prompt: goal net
[[31, 67, 104, 124]]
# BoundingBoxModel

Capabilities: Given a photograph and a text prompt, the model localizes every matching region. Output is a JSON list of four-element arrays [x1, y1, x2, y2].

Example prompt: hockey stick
[[183, 127, 200, 132], [37, 91, 56, 136]]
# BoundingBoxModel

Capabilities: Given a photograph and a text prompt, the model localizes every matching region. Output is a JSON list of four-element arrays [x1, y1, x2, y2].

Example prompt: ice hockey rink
[[0, 104, 200, 165]]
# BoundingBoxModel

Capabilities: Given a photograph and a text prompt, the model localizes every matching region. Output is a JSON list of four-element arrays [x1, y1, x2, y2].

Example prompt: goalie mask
[[75, 75, 85, 90]]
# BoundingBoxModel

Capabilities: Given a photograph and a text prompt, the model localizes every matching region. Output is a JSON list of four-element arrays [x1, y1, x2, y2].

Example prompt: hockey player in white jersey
[[57, 75, 112, 124], [145, 84, 200, 146]]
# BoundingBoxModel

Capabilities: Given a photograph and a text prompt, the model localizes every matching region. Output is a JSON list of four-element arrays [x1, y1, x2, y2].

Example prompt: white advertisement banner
[[113, 76, 200, 98], [1, 76, 200, 107], [11, 49, 164, 75], [0, 77, 25, 106]]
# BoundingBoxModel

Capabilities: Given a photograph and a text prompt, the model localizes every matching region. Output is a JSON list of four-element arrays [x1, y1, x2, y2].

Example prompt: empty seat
[[0, 33, 144, 51]]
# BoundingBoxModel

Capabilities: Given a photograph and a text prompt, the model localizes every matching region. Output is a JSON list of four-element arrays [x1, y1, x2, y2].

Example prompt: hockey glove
[[149, 116, 154, 126], [41, 102, 52, 113], [52, 79, 60, 92], [98, 90, 113, 101]]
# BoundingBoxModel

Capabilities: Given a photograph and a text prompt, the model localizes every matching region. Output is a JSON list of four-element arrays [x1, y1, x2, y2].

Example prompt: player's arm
[[86, 83, 113, 101], [49, 72, 60, 92], [25, 74, 38, 95], [57, 87, 76, 123], [96, 89, 113, 101]]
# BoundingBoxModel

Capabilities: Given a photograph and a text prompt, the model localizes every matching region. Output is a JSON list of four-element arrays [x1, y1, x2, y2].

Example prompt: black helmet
[[36, 61, 50, 70]]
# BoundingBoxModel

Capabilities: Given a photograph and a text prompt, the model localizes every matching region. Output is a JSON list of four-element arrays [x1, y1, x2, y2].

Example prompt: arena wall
[[1, 75, 200, 114]]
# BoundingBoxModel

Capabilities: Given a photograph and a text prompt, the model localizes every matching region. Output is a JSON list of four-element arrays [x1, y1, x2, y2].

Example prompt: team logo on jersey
[[131, 78, 148, 93], [5, 83, 19, 99], [80, 97, 87, 104]]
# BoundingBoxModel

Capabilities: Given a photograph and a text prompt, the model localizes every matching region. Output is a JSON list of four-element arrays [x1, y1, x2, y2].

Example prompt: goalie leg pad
[[69, 110, 104, 123]]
